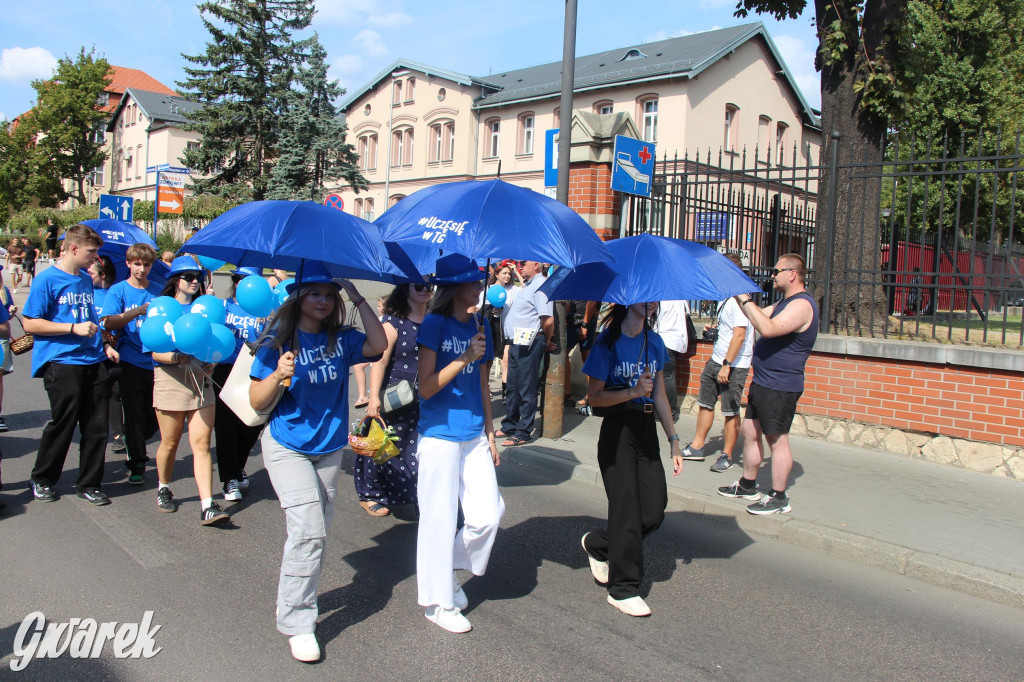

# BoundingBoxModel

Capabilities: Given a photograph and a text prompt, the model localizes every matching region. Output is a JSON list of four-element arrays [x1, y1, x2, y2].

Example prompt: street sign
[[147, 164, 190, 174], [544, 129, 559, 187], [694, 212, 730, 241], [323, 193, 344, 211], [98, 194, 134, 222], [611, 135, 654, 197], [146, 163, 169, 173], [158, 173, 185, 214]]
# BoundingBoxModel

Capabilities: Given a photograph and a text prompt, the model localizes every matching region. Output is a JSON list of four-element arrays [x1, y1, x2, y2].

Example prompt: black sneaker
[[747, 494, 791, 515], [31, 480, 57, 502], [717, 480, 761, 500], [77, 488, 111, 506], [709, 454, 734, 473], [0, 416, 8, 433], [200, 502, 230, 526], [112, 433, 127, 454], [681, 442, 706, 461], [157, 487, 177, 513]]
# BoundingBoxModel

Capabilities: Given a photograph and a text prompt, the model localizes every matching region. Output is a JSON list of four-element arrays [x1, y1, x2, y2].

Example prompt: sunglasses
[[180, 272, 202, 283], [771, 267, 795, 276], [412, 283, 435, 292]]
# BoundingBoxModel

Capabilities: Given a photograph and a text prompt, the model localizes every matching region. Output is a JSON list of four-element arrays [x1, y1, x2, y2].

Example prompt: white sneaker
[[607, 595, 651, 617], [424, 605, 471, 633], [288, 633, 320, 662], [453, 573, 468, 610], [223, 479, 242, 501], [581, 533, 609, 584]]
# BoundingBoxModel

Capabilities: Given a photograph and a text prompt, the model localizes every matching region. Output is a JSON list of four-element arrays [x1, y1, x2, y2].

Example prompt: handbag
[[219, 344, 280, 427], [379, 379, 417, 413], [10, 315, 34, 356]]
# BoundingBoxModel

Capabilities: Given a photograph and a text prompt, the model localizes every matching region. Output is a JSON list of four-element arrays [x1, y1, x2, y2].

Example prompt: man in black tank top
[[716, 253, 818, 515]]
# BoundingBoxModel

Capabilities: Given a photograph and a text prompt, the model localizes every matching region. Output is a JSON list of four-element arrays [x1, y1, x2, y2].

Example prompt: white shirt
[[653, 300, 690, 353], [711, 298, 754, 368]]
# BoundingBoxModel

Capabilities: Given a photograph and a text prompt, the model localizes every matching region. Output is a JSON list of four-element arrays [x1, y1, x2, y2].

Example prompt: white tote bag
[[220, 345, 280, 427]]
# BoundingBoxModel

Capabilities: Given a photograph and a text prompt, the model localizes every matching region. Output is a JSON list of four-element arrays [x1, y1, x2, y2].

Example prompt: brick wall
[[677, 339, 1024, 448], [568, 163, 620, 240]]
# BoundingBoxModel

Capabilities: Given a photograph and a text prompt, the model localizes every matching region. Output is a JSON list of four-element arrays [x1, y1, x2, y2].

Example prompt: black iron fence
[[622, 130, 1024, 347]]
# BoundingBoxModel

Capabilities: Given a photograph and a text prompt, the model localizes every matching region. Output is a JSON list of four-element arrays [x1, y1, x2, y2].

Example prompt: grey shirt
[[503, 274, 552, 340]]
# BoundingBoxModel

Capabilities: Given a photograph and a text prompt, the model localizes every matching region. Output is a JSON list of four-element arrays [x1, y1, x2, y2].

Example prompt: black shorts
[[46, 238, 57, 251], [745, 382, 802, 435], [24, 261, 35, 275]]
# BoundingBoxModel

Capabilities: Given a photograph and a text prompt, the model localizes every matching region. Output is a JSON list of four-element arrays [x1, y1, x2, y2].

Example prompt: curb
[[503, 444, 1024, 611]]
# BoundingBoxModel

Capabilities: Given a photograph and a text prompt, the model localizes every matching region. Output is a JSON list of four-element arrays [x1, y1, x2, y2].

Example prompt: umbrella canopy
[[539, 234, 758, 305], [375, 179, 612, 273], [182, 200, 419, 282], [76, 219, 169, 286]]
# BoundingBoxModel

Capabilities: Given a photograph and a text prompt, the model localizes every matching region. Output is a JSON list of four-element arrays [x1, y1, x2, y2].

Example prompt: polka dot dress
[[353, 314, 420, 506]]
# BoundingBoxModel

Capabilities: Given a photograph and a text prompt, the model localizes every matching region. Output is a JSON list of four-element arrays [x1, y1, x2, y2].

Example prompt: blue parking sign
[[611, 135, 655, 197]]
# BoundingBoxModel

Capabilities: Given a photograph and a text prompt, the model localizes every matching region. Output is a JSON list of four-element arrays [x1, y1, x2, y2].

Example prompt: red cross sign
[[638, 146, 652, 165]]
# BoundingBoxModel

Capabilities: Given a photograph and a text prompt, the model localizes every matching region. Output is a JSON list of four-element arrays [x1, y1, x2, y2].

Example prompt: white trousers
[[416, 433, 505, 609]]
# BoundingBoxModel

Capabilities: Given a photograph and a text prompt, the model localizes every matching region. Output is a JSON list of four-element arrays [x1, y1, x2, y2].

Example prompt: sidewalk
[[498, 393, 1024, 610]]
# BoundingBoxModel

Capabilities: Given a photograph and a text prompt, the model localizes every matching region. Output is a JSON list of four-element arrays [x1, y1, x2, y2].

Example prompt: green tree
[[267, 39, 366, 201], [28, 48, 113, 206], [0, 120, 36, 213], [178, 0, 315, 202]]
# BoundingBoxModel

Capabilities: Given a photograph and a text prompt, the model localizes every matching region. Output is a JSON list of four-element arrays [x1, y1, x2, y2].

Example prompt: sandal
[[495, 429, 509, 439], [359, 500, 390, 517], [502, 436, 529, 447], [354, 399, 369, 409]]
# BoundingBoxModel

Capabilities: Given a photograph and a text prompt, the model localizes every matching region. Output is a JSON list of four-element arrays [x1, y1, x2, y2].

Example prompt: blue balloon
[[236, 275, 274, 317], [275, 277, 295, 292], [140, 316, 176, 353], [486, 284, 507, 308], [194, 324, 236, 364], [172, 313, 212, 356], [190, 295, 226, 326], [147, 296, 184, 322], [197, 255, 226, 271], [274, 287, 289, 307]]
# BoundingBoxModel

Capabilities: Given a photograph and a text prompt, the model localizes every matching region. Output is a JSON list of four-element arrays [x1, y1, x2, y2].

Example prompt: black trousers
[[119, 362, 158, 475], [662, 348, 684, 420], [31, 362, 109, 490], [212, 363, 263, 483], [586, 411, 668, 600]]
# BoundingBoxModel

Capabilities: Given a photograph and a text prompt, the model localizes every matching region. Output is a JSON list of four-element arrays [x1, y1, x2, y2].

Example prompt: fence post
[[819, 131, 841, 333]]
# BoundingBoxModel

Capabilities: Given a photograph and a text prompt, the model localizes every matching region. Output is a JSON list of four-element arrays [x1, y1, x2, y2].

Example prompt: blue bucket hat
[[429, 254, 487, 285], [230, 266, 263, 278], [168, 255, 203, 276], [285, 261, 342, 294]]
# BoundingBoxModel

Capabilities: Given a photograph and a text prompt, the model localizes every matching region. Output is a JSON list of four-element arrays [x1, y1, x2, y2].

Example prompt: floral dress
[[353, 314, 420, 506]]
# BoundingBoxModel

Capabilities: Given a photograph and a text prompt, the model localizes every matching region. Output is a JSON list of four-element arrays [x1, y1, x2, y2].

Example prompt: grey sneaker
[[747, 494, 791, 515], [709, 454, 734, 473], [453, 573, 468, 610], [717, 480, 761, 500], [681, 442, 706, 461]]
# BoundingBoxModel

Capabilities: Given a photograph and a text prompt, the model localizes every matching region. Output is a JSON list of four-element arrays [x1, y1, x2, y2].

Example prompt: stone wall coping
[[809, 334, 1024, 372]]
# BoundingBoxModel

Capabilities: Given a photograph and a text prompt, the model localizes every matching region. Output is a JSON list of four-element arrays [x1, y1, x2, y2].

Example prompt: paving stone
[[827, 424, 847, 443], [804, 415, 831, 437]]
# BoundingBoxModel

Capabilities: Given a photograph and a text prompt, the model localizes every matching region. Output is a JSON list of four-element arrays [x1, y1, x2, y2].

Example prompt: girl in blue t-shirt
[[579, 301, 684, 619], [248, 262, 386, 663], [414, 262, 504, 635]]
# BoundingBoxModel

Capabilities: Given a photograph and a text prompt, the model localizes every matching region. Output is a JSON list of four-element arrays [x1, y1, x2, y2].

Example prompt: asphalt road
[[1, 353, 1023, 680]]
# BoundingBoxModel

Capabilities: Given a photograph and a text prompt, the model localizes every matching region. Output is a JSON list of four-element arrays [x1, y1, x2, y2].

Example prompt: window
[[389, 194, 406, 208], [776, 122, 789, 165], [354, 198, 363, 217], [519, 113, 534, 155], [392, 80, 402, 105], [758, 116, 771, 160], [620, 48, 648, 61], [392, 129, 413, 166], [430, 124, 442, 163], [403, 129, 414, 165], [91, 122, 105, 144], [639, 97, 658, 143], [358, 134, 377, 170], [437, 87, 446, 102], [724, 104, 739, 150], [429, 123, 453, 163], [125, 149, 132, 179], [486, 118, 500, 158], [364, 103, 372, 115], [553, 107, 560, 129], [594, 100, 613, 115], [187, 141, 200, 153], [136, 145, 142, 178], [444, 122, 455, 161], [363, 197, 374, 221], [96, 92, 110, 107], [405, 77, 415, 102], [91, 163, 104, 187]]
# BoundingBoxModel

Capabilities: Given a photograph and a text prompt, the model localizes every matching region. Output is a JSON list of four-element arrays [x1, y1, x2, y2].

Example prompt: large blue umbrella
[[77, 219, 170, 286], [181, 200, 419, 282], [539, 234, 758, 304], [375, 179, 612, 273]]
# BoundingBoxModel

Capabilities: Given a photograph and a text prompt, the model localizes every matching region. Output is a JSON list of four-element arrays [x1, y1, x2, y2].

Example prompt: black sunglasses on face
[[412, 284, 434, 292], [771, 267, 795, 276], [180, 272, 202, 283]]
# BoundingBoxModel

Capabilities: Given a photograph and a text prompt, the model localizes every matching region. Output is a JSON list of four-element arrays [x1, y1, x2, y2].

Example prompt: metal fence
[[622, 130, 1024, 347]]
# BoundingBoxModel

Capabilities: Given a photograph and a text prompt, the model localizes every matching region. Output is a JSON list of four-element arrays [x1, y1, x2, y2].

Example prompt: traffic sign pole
[[154, 169, 161, 240]]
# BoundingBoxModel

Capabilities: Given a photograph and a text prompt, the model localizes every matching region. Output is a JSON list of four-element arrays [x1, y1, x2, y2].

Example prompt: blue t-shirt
[[583, 329, 669, 407], [250, 328, 377, 455], [93, 288, 109, 318], [417, 314, 494, 442], [22, 266, 104, 377], [223, 299, 265, 365], [0, 298, 9, 324], [104, 280, 163, 369]]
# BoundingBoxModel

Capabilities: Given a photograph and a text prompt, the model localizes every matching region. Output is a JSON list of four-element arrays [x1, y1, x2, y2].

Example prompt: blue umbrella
[[375, 179, 612, 273], [539, 234, 758, 304], [75, 219, 170, 286], [182, 200, 420, 282]]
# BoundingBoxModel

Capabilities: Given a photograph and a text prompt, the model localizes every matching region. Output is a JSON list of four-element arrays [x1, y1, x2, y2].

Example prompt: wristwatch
[[722, 359, 730, 366]]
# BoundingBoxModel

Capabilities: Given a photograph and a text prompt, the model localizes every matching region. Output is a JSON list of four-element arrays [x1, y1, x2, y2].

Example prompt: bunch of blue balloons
[[233, 275, 292, 317], [139, 295, 236, 364]]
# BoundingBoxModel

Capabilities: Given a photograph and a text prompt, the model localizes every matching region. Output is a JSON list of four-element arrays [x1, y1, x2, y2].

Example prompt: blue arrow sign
[[98, 194, 134, 222]]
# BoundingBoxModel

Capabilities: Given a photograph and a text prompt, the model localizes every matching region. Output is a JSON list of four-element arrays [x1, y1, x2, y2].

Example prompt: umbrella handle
[[283, 377, 292, 387]]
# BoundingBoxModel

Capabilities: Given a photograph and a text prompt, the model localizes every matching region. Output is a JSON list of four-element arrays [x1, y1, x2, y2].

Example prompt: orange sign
[[158, 186, 184, 214]]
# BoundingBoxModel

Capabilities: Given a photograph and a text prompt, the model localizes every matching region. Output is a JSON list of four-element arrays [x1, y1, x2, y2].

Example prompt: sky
[[0, 0, 820, 124]]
